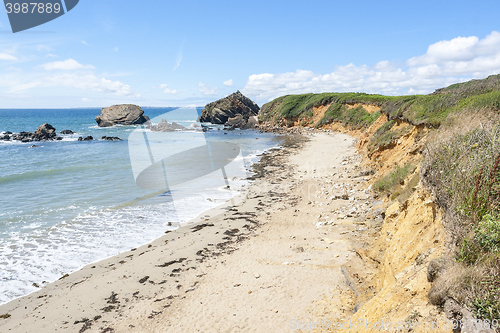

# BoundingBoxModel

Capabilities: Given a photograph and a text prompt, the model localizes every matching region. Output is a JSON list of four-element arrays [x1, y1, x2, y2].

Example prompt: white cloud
[[40, 59, 95, 71], [0, 53, 18, 61], [46, 53, 58, 58], [223, 79, 233, 86], [159, 84, 178, 94], [198, 82, 218, 96], [243, 31, 500, 102], [82, 97, 90, 102], [45, 73, 137, 96], [37, 44, 53, 53], [114, 47, 118, 52], [9, 82, 41, 92], [81, 40, 90, 46]]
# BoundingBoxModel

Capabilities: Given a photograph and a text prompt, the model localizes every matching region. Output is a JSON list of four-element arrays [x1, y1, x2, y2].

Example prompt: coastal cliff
[[256, 74, 500, 330]]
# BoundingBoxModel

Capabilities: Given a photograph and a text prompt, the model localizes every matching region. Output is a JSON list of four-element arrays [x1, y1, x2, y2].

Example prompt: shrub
[[423, 114, 500, 323], [476, 214, 500, 253], [373, 164, 413, 194]]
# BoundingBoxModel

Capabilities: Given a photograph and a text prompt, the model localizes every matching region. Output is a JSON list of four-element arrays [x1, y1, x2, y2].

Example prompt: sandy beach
[[0, 132, 384, 333]]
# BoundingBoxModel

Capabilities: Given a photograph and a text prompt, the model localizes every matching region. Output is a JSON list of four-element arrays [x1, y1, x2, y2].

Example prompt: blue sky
[[1, 0, 500, 108]]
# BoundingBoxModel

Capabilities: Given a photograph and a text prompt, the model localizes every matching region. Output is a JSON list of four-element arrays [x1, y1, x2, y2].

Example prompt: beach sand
[[0, 132, 383, 332]]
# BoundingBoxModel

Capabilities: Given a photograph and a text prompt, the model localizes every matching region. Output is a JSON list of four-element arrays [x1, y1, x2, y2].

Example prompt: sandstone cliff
[[257, 75, 500, 331]]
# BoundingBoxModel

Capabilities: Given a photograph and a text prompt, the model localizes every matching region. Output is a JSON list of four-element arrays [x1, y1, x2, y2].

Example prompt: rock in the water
[[78, 136, 93, 141], [199, 91, 259, 125], [34, 123, 56, 141], [95, 104, 150, 127], [60, 130, 74, 135], [225, 115, 246, 130], [149, 119, 185, 132], [225, 115, 259, 130], [246, 116, 258, 129], [101, 136, 122, 141], [5, 124, 58, 142]]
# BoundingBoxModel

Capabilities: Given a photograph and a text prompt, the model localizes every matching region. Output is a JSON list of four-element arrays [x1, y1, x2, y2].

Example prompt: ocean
[[0, 107, 280, 305]]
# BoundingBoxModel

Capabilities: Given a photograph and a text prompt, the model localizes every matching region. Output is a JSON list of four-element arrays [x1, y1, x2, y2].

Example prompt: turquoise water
[[0, 107, 280, 304]]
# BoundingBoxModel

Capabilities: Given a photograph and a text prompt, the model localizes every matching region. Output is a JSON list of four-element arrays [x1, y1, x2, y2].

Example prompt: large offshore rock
[[199, 91, 259, 125], [95, 104, 150, 127]]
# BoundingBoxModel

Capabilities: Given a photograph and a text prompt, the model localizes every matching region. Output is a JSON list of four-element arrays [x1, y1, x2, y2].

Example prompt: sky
[[1, 0, 500, 108]]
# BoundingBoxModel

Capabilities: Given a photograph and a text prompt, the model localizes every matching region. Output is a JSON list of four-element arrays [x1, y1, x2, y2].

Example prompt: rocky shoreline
[[0, 123, 65, 142], [0, 123, 123, 144]]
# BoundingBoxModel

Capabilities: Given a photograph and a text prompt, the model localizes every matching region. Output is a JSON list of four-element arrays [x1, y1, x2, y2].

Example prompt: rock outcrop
[[0, 123, 62, 142], [199, 91, 259, 127], [101, 136, 122, 141], [149, 119, 185, 132], [95, 104, 150, 127], [34, 123, 57, 139]]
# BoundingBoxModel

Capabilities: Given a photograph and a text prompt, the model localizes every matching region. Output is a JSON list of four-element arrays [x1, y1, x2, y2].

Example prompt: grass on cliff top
[[259, 92, 392, 122], [382, 74, 500, 127], [260, 74, 500, 128]]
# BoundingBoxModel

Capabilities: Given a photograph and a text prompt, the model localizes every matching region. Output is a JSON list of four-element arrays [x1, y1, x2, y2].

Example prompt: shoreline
[[0, 131, 382, 332], [0, 125, 279, 307]]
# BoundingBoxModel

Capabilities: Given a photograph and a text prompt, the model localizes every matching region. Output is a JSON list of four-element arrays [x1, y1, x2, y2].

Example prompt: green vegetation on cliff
[[383, 75, 500, 127], [259, 74, 500, 129], [259, 92, 392, 128], [422, 118, 500, 321]]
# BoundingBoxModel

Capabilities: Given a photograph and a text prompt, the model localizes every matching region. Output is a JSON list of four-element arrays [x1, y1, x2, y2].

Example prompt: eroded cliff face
[[350, 185, 449, 332], [258, 101, 452, 331], [349, 113, 449, 331]]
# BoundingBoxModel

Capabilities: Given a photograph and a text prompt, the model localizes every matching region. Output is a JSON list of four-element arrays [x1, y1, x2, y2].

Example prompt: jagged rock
[[225, 115, 246, 130], [246, 116, 258, 129], [149, 119, 185, 132], [34, 123, 56, 140], [199, 91, 259, 125], [60, 130, 74, 135], [95, 104, 150, 127], [3, 124, 58, 142], [101, 136, 122, 141], [78, 136, 93, 141]]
